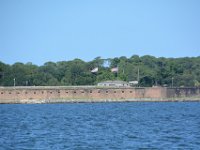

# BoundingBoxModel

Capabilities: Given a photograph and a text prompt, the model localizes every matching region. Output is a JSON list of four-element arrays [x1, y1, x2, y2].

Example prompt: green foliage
[[0, 56, 200, 87]]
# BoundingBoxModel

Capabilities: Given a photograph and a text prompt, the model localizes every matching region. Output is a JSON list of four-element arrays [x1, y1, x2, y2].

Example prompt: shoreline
[[1, 97, 200, 104]]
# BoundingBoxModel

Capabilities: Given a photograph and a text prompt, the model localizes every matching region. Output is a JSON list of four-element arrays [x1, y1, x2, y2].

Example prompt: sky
[[0, 0, 200, 65]]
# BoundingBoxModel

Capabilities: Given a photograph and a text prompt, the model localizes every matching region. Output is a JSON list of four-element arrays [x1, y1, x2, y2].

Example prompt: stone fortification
[[0, 86, 200, 103]]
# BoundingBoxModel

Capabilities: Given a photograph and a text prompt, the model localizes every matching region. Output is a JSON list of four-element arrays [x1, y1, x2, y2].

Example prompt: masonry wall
[[0, 86, 199, 103], [166, 87, 200, 98]]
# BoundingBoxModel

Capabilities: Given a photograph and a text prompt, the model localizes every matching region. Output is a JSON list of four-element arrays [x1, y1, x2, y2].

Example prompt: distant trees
[[0, 55, 200, 87]]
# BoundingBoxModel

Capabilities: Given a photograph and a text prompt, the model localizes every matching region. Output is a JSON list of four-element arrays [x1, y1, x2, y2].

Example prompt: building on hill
[[97, 80, 130, 87], [129, 81, 139, 87]]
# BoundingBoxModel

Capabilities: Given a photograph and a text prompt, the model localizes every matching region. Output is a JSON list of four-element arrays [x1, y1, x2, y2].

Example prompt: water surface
[[1, 102, 200, 149]]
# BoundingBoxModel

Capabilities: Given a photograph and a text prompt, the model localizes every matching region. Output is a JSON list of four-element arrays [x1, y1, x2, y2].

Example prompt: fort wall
[[0, 86, 200, 103]]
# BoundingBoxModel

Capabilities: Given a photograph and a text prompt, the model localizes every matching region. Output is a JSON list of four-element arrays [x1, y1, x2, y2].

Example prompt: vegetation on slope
[[0, 55, 200, 87]]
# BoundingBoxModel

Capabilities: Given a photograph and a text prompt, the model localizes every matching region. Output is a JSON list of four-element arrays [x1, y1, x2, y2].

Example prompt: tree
[[0, 55, 200, 87]]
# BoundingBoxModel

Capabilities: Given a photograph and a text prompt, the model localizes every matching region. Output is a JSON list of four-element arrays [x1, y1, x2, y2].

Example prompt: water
[[0, 102, 200, 150]]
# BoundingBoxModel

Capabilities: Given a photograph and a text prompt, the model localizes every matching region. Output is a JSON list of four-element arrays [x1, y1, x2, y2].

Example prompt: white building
[[129, 81, 138, 86], [97, 80, 130, 87]]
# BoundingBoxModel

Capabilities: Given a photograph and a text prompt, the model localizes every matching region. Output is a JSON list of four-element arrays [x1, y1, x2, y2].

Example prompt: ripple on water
[[0, 102, 200, 149]]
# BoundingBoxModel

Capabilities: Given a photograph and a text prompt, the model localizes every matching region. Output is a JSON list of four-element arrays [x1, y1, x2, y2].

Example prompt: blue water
[[0, 102, 200, 150]]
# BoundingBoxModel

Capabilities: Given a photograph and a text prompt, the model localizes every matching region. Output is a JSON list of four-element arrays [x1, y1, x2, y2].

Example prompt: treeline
[[0, 55, 200, 87]]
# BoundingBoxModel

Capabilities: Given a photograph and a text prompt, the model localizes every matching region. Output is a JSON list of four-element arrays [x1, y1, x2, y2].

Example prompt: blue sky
[[0, 0, 200, 65]]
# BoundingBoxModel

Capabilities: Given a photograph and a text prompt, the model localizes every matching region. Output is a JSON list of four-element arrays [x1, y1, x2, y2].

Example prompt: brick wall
[[167, 87, 200, 98], [0, 86, 199, 103]]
